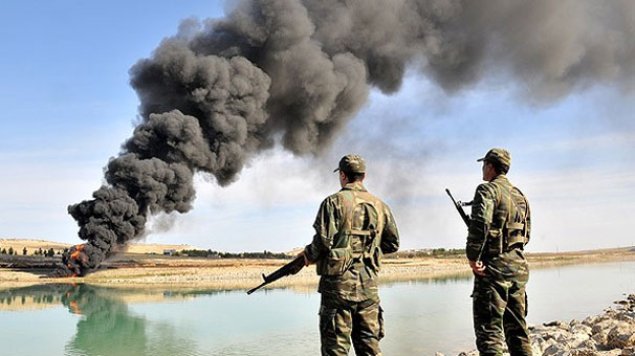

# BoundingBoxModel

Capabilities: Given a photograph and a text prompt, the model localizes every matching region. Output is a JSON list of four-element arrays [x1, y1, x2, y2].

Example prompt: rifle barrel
[[246, 255, 305, 295], [446, 188, 470, 227], [246, 281, 267, 295]]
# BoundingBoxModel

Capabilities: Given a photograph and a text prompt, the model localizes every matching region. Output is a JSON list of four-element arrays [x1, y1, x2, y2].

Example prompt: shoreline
[[453, 294, 635, 356], [1, 253, 634, 354], [1, 248, 633, 291]]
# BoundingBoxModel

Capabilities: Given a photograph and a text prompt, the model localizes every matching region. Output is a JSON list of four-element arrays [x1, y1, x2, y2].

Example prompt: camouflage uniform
[[305, 155, 400, 356], [467, 149, 532, 356]]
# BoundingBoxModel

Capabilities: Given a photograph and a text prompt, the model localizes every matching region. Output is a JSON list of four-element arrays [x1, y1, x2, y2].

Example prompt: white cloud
[[3, 74, 634, 254]]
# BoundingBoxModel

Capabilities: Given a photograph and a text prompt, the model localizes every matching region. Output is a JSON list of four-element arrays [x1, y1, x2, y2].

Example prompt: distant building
[[163, 249, 177, 256]]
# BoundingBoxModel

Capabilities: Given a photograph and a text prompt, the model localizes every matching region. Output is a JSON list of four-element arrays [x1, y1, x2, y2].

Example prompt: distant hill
[[0, 238, 199, 255]]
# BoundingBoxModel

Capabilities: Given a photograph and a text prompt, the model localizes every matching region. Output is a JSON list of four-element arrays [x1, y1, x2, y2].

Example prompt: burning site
[[2, 1, 635, 355], [45, 0, 635, 277]]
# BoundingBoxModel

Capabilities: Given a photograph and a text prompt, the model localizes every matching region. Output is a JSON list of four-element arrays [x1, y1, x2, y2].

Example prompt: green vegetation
[[169, 248, 466, 260], [0, 246, 64, 258], [178, 249, 290, 259], [393, 248, 466, 259]]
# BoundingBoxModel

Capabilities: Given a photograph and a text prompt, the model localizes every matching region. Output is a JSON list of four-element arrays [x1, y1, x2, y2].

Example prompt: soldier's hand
[[299, 251, 311, 266], [469, 260, 486, 276], [287, 252, 308, 275]]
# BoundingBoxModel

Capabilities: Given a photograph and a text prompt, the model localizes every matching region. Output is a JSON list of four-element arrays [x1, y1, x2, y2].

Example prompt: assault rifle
[[246, 255, 305, 295], [446, 188, 489, 263], [445, 188, 471, 227]]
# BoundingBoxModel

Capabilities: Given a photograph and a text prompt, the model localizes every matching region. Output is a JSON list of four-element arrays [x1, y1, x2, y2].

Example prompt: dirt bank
[[1, 247, 633, 291]]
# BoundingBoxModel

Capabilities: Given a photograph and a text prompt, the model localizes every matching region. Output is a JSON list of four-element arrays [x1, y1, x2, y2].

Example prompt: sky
[[1, 1, 634, 254]]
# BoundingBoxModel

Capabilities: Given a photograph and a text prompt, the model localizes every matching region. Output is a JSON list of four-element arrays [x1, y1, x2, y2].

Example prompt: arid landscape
[[1, 238, 633, 292]]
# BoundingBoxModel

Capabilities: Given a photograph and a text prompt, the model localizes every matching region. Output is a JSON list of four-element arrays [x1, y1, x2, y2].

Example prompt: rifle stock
[[246, 254, 305, 295]]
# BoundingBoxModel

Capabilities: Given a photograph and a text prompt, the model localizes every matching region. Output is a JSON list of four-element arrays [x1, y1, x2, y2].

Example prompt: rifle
[[445, 188, 471, 227], [446, 188, 489, 263], [246, 255, 305, 295]]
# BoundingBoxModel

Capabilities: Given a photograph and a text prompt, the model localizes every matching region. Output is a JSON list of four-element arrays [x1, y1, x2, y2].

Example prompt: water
[[0, 261, 633, 356]]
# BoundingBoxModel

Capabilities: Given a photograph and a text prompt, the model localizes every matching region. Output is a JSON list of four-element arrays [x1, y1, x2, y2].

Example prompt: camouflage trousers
[[472, 249, 532, 356], [319, 294, 384, 356]]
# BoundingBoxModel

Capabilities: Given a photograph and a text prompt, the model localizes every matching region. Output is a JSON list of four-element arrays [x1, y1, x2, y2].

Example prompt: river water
[[0, 260, 633, 356]]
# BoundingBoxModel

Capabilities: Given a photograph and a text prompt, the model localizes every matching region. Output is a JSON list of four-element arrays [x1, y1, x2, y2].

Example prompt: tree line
[[174, 248, 466, 259], [176, 249, 290, 259], [0, 246, 466, 259], [0, 247, 64, 257], [393, 248, 466, 258]]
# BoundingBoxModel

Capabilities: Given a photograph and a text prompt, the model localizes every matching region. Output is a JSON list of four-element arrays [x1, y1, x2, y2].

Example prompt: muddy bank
[[451, 294, 635, 356], [0, 248, 633, 290]]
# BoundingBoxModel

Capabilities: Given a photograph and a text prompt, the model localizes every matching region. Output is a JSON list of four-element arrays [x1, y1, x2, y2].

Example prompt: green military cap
[[334, 154, 366, 174], [477, 148, 511, 169]]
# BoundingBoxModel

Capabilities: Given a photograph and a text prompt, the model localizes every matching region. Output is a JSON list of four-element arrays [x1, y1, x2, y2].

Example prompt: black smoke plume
[[58, 0, 634, 276]]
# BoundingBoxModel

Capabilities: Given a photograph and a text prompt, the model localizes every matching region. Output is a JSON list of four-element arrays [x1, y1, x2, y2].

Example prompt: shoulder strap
[[488, 180, 528, 249], [332, 190, 356, 249], [510, 186, 530, 239], [336, 190, 386, 252]]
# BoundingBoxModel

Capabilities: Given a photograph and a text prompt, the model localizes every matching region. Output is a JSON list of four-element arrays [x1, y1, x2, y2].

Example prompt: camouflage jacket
[[304, 181, 400, 302], [466, 175, 531, 262]]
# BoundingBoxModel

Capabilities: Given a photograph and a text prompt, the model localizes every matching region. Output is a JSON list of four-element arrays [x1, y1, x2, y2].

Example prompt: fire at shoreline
[[56, 0, 635, 277], [50, 244, 91, 277]]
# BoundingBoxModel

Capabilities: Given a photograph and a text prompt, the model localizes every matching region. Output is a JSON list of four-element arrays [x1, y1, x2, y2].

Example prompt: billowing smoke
[[57, 0, 634, 276]]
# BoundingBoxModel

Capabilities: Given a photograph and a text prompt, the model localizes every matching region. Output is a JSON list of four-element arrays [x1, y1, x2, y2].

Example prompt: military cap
[[477, 148, 511, 169], [334, 154, 366, 174]]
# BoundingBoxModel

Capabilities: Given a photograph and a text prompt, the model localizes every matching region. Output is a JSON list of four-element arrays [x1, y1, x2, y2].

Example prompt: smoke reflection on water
[[0, 284, 206, 356], [0, 261, 634, 355]]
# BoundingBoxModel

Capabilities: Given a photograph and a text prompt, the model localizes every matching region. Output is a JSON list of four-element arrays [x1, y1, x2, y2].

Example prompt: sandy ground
[[1, 245, 633, 292], [0, 238, 198, 255]]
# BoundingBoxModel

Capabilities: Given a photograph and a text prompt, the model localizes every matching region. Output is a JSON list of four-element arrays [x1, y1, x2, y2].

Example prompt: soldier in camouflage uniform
[[300, 154, 400, 356], [467, 148, 532, 356]]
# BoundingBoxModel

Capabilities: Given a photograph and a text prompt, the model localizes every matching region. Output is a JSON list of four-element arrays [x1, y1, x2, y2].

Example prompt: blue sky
[[1, 1, 634, 253]]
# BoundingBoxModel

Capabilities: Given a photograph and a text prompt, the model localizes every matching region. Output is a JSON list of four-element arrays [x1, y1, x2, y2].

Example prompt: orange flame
[[70, 244, 85, 260], [66, 244, 88, 277], [69, 300, 81, 314]]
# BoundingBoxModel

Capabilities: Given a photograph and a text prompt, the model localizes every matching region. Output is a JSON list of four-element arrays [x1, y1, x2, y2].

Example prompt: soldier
[[467, 148, 532, 356], [299, 154, 400, 356]]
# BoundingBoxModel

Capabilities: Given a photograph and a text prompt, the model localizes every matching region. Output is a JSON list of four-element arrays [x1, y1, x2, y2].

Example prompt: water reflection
[[0, 261, 633, 356], [0, 284, 69, 309], [62, 284, 151, 356], [382, 271, 472, 287], [0, 284, 201, 356]]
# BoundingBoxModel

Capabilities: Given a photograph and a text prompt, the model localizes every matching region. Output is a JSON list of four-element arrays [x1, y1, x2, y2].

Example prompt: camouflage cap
[[477, 148, 511, 169], [334, 154, 366, 174]]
